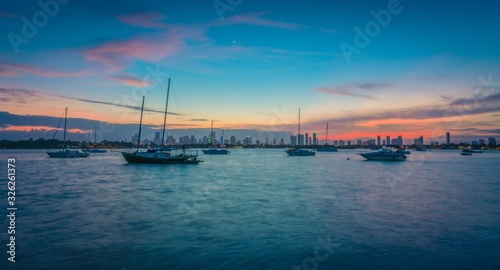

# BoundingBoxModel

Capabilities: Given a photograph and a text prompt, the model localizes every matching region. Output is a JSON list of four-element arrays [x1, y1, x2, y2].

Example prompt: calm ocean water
[[1, 148, 499, 269]]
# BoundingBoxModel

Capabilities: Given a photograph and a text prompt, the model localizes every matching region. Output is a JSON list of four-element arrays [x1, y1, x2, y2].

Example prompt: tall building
[[488, 137, 497, 145], [377, 135, 381, 146], [414, 135, 423, 145], [386, 136, 390, 146], [244, 136, 253, 146], [230, 136, 236, 145], [446, 132, 450, 144], [347, 141, 351, 146], [339, 140, 345, 146], [280, 138, 284, 145], [298, 134, 304, 146], [397, 135, 403, 146], [313, 133, 317, 145], [305, 133, 308, 145], [210, 131, 216, 144], [290, 135, 297, 146], [479, 139, 485, 145], [154, 131, 161, 145], [357, 140, 362, 145]]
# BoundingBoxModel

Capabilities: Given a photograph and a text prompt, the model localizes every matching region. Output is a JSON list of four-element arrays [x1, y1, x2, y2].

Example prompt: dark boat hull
[[47, 150, 90, 158], [285, 149, 316, 156], [316, 147, 338, 152], [202, 149, 230, 154], [121, 152, 201, 164]]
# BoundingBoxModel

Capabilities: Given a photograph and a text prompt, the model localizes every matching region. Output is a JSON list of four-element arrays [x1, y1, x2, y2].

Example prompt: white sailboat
[[47, 108, 90, 158]]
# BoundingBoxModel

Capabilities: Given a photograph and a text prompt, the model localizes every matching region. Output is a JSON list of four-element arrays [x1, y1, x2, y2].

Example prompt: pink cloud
[[84, 28, 192, 70], [116, 12, 168, 28], [0, 63, 88, 77], [107, 74, 151, 87]]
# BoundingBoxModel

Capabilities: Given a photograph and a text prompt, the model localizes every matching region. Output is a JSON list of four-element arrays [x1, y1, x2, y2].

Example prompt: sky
[[0, 0, 499, 144]]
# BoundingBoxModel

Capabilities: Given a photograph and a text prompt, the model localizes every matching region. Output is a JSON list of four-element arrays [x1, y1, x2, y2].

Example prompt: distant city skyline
[[0, 1, 499, 142]]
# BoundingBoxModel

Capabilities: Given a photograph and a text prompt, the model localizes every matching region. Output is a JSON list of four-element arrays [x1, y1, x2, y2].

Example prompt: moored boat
[[121, 79, 202, 164], [358, 148, 407, 161], [316, 123, 338, 152], [47, 108, 90, 158], [203, 120, 230, 155], [286, 148, 316, 156], [202, 148, 230, 154], [286, 108, 315, 156]]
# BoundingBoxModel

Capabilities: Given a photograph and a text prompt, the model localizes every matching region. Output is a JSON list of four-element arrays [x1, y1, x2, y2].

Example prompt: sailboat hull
[[121, 152, 201, 164], [47, 150, 90, 158], [316, 147, 338, 152], [202, 149, 230, 154], [286, 149, 316, 156]]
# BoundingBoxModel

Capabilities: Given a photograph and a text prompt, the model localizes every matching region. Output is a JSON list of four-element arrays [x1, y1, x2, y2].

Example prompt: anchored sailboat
[[202, 120, 230, 154], [286, 108, 315, 156], [317, 123, 338, 152], [47, 108, 90, 158], [82, 127, 107, 153], [121, 79, 202, 164]]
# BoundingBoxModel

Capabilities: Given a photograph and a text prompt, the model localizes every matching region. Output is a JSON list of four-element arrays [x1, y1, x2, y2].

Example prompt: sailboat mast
[[136, 96, 145, 152], [161, 78, 171, 147], [326, 123, 329, 145], [298, 108, 301, 146], [63, 107, 67, 149], [211, 120, 214, 146]]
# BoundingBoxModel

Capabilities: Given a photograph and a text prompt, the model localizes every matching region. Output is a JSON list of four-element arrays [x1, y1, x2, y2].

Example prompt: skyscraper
[[230, 136, 236, 145], [386, 136, 390, 146], [488, 137, 497, 145], [305, 133, 308, 145], [446, 132, 450, 144], [313, 133, 317, 145], [397, 135, 403, 146], [377, 135, 381, 146]]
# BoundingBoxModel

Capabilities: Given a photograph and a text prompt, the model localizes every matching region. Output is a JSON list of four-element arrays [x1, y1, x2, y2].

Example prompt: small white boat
[[358, 148, 407, 161]]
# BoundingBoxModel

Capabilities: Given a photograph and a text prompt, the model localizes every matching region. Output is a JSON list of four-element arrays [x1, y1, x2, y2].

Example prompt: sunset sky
[[1, 0, 499, 143]]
